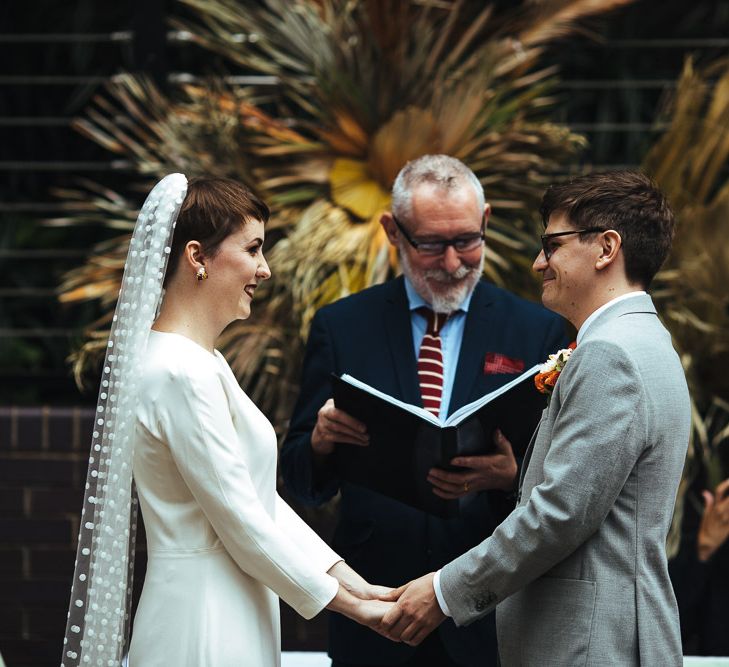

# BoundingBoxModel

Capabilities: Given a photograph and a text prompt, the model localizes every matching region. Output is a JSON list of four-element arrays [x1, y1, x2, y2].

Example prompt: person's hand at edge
[[697, 477, 729, 562]]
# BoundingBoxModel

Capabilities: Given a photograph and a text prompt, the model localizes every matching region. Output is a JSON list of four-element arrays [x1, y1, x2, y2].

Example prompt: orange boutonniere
[[534, 342, 577, 395]]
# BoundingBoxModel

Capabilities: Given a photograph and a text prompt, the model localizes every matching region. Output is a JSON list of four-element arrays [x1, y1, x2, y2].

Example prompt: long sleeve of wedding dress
[[274, 494, 341, 570], [128, 331, 339, 667]]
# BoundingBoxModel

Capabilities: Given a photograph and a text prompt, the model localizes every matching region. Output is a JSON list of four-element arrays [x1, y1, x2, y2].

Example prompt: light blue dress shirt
[[403, 277, 474, 420]]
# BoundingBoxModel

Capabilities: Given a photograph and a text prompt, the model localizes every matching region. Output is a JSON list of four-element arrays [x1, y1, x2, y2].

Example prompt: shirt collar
[[576, 290, 646, 344], [403, 275, 473, 314]]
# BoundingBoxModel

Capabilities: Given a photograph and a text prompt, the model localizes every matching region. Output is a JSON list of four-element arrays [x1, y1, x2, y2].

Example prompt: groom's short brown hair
[[540, 170, 675, 288]]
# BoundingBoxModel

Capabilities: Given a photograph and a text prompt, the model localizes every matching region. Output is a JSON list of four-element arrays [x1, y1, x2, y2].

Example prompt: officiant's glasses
[[540, 228, 604, 260], [392, 213, 486, 256]]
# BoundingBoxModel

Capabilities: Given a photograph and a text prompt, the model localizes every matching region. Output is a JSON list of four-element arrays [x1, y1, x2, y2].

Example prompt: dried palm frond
[[648, 56, 729, 410], [59, 0, 635, 433], [514, 0, 635, 49], [645, 57, 729, 553]]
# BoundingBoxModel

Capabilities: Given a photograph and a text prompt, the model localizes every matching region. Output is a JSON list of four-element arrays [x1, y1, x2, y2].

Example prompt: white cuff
[[433, 569, 452, 617]]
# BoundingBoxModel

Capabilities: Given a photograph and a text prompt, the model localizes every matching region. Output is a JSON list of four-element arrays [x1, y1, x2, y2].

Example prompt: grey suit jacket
[[440, 294, 690, 666]]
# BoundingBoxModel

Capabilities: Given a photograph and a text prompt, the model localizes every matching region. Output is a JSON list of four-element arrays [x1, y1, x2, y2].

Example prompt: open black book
[[331, 365, 547, 518]]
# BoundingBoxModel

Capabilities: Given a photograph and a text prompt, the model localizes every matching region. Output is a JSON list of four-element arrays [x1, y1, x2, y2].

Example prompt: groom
[[381, 170, 691, 666]]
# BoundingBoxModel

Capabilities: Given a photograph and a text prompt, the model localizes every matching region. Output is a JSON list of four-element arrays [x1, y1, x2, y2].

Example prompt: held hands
[[352, 597, 400, 636], [311, 398, 368, 455], [327, 561, 392, 600], [697, 477, 729, 562], [379, 573, 445, 646], [326, 585, 397, 637], [326, 563, 444, 645], [326, 562, 396, 637], [427, 428, 518, 498]]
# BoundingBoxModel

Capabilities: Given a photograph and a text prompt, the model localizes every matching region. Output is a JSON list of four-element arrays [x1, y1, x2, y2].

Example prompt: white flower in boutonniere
[[534, 342, 576, 395]]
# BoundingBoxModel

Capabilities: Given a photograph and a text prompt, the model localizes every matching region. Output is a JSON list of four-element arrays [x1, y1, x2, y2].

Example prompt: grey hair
[[391, 154, 485, 222]]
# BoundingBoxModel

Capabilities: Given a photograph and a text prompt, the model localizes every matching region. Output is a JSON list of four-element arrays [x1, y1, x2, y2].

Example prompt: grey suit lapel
[[517, 416, 545, 502], [518, 294, 657, 492], [383, 277, 421, 405]]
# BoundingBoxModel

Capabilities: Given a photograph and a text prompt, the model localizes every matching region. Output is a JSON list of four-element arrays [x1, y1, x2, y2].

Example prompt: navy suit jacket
[[281, 277, 568, 666]]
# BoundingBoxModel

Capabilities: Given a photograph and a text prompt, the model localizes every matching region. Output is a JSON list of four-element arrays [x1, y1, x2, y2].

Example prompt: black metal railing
[[1, 1, 728, 404]]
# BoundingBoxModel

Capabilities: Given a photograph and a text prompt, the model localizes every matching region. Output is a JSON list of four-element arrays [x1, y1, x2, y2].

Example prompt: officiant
[[280, 154, 568, 667]]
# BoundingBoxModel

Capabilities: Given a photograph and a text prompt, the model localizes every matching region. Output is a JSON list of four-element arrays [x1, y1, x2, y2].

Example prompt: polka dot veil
[[62, 174, 188, 667]]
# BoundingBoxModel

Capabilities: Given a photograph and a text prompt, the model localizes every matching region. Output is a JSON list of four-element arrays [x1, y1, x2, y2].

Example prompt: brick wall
[[0, 407, 328, 666], [1, 407, 93, 666]]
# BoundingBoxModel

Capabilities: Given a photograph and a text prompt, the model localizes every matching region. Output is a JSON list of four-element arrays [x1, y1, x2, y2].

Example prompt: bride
[[62, 175, 393, 667]]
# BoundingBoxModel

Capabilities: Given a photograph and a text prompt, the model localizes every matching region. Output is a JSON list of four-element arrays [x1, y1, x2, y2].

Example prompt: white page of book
[[339, 374, 441, 425]]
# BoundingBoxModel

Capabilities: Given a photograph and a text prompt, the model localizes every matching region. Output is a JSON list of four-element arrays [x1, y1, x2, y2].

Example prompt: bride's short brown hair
[[165, 176, 270, 284]]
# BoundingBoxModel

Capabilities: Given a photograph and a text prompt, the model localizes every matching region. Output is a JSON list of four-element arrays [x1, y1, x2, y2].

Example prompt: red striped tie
[[417, 308, 449, 417]]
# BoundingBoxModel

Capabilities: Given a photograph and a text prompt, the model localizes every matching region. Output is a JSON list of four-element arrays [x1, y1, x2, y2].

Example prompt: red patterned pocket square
[[483, 353, 525, 375]]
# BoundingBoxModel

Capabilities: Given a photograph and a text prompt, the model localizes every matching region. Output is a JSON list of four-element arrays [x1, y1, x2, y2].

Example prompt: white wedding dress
[[127, 331, 340, 667]]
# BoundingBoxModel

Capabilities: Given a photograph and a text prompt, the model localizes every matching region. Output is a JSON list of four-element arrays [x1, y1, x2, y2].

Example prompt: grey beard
[[400, 248, 483, 313]]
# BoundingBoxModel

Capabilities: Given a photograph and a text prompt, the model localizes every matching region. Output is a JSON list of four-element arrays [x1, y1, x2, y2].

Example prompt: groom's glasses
[[540, 228, 604, 260]]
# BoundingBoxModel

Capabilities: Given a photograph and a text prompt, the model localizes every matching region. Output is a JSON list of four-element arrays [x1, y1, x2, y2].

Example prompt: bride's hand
[[359, 582, 394, 600], [354, 598, 399, 635], [327, 561, 393, 600], [326, 585, 399, 640]]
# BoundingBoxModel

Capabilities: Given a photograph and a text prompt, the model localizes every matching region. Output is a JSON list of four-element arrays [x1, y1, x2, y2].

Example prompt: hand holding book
[[311, 398, 369, 455], [331, 364, 546, 517], [426, 429, 518, 499]]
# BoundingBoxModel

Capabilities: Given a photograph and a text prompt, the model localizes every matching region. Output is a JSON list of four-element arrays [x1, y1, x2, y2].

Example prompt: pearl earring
[[196, 266, 208, 281]]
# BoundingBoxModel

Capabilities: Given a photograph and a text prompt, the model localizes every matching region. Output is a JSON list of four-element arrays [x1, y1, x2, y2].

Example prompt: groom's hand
[[379, 573, 445, 646], [427, 428, 517, 497]]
